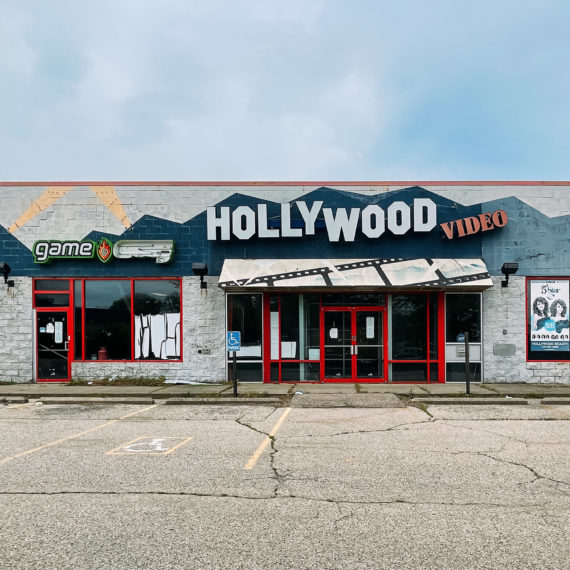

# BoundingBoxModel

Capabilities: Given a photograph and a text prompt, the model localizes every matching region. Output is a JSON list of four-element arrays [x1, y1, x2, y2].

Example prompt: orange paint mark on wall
[[8, 187, 74, 233], [90, 186, 131, 228]]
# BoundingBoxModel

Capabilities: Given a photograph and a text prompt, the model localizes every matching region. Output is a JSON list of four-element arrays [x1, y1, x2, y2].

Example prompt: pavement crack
[[269, 436, 286, 498], [235, 416, 269, 437], [439, 420, 530, 446], [475, 452, 570, 488], [282, 419, 435, 439], [2, 491, 560, 510]]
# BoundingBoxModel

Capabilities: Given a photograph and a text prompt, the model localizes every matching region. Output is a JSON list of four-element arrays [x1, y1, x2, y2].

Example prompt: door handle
[[354, 345, 358, 356], [64, 341, 69, 351]]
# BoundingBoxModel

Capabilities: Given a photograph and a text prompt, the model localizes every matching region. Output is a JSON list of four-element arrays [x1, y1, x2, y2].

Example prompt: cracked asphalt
[[1, 402, 568, 569]]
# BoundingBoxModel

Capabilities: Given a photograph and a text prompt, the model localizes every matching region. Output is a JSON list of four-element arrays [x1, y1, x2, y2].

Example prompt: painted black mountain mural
[[0, 187, 567, 278]]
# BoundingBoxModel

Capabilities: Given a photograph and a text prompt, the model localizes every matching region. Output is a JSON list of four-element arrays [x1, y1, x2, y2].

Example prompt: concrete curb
[[541, 397, 570, 405], [411, 397, 529, 406], [1, 396, 28, 404], [37, 397, 155, 405], [291, 393, 405, 408], [164, 397, 283, 405]]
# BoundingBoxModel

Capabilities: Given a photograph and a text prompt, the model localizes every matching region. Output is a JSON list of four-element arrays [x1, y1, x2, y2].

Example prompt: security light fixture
[[501, 262, 518, 287], [192, 262, 208, 289], [1, 262, 11, 284]]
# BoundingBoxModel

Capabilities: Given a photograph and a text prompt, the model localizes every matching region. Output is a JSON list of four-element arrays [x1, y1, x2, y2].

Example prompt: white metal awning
[[218, 258, 494, 290]]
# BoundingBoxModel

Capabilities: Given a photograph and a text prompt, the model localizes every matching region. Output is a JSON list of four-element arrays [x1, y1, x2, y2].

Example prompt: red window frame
[[388, 291, 445, 384], [263, 293, 322, 383], [262, 291, 445, 383], [33, 277, 183, 363]]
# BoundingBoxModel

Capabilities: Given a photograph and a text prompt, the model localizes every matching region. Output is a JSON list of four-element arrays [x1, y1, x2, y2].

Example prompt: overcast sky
[[1, 0, 569, 182]]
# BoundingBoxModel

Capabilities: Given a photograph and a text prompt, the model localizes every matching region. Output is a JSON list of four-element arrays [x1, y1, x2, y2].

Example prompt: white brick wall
[[0, 278, 33, 382], [0, 276, 226, 384], [72, 276, 226, 383], [483, 276, 570, 384]]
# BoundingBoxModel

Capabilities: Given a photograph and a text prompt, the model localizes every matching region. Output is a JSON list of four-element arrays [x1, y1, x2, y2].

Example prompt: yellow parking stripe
[[244, 407, 291, 470], [0, 404, 157, 465]]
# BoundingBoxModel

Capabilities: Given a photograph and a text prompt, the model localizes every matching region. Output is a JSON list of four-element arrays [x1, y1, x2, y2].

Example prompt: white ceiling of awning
[[218, 258, 494, 290]]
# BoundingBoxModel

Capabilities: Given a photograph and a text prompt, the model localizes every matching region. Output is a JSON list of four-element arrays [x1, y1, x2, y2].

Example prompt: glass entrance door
[[322, 308, 385, 382], [323, 310, 352, 379], [36, 310, 71, 382], [355, 310, 384, 379]]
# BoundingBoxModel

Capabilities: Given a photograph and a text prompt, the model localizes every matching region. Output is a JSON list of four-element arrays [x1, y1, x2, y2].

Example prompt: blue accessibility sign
[[226, 331, 241, 352]]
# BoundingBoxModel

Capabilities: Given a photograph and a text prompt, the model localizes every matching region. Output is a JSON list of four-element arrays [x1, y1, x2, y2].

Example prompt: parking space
[[1, 402, 569, 569], [0, 403, 285, 497]]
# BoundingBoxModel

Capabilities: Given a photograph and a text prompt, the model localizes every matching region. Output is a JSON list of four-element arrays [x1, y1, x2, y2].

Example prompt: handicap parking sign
[[227, 331, 241, 351]]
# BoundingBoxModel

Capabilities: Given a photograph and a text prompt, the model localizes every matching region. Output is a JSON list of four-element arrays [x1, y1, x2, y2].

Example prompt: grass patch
[[239, 391, 271, 398], [70, 376, 167, 386]]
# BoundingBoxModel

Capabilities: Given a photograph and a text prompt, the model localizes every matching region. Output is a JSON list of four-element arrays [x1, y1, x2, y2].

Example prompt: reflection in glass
[[85, 280, 131, 360], [227, 294, 262, 360], [280, 295, 299, 359], [429, 293, 438, 358], [446, 362, 481, 382], [446, 294, 481, 342], [324, 346, 352, 378], [227, 362, 263, 382], [34, 279, 70, 291], [282, 363, 320, 382], [34, 294, 70, 307], [391, 295, 427, 360], [391, 363, 428, 382], [74, 280, 83, 360], [322, 293, 385, 306]]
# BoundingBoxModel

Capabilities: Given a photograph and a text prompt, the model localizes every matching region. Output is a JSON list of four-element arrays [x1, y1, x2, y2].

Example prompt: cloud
[[1, 1, 569, 180], [0, 4, 37, 76]]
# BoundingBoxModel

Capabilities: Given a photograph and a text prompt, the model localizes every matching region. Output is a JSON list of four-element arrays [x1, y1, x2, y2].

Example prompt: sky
[[1, 0, 569, 182]]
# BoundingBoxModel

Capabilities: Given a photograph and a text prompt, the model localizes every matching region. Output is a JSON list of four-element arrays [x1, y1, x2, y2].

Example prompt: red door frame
[[320, 306, 387, 383], [261, 292, 446, 383], [35, 307, 73, 383]]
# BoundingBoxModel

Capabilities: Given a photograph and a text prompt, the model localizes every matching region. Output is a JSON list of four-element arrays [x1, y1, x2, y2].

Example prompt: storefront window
[[227, 294, 263, 382], [446, 363, 481, 382], [388, 293, 440, 382], [34, 279, 70, 291], [134, 280, 181, 360], [391, 295, 428, 360], [34, 293, 70, 307], [85, 280, 132, 360], [268, 293, 321, 382], [445, 294, 481, 343], [74, 280, 82, 360], [227, 294, 262, 360], [71, 278, 181, 361]]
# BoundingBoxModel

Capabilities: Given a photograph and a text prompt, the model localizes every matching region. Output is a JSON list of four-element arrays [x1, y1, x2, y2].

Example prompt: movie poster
[[529, 280, 570, 351]]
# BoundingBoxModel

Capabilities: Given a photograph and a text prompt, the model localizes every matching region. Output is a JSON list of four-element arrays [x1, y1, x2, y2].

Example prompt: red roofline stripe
[[1, 180, 569, 187]]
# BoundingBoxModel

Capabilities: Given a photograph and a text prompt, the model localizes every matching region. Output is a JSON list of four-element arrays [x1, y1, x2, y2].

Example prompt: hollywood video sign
[[207, 199, 437, 242], [32, 238, 175, 264], [207, 199, 508, 242]]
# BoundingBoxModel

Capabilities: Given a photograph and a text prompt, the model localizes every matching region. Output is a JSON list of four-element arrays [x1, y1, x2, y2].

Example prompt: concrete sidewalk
[[1, 381, 569, 406]]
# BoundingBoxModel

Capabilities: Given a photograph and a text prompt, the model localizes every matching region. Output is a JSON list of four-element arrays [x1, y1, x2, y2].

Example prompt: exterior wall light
[[192, 262, 208, 289], [501, 262, 518, 287], [1, 262, 14, 286]]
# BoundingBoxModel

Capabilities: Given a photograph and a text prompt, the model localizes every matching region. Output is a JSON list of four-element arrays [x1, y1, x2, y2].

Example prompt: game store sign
[[32, 238, 174, 264]]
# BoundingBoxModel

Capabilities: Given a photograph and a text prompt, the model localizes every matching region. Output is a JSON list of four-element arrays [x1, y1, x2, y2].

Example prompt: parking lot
[[1, 401, 569, 569]]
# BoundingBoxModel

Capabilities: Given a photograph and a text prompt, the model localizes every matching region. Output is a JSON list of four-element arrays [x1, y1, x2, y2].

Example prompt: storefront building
[[0, 182, 569, 384]]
